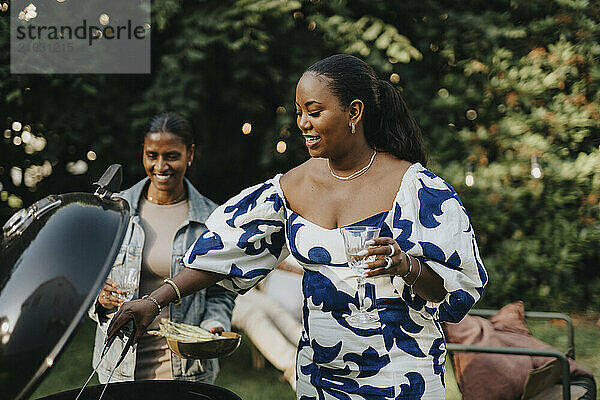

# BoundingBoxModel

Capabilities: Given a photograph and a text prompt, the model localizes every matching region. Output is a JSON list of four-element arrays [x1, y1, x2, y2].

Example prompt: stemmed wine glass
[[340, 226, 381, 325]]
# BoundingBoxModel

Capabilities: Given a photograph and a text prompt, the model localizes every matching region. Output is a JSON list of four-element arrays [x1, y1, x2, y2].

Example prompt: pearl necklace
[[327, 150, 377, 181]]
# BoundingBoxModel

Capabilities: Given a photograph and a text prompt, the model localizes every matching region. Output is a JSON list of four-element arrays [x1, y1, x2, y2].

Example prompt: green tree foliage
[[426, 0, 600, 311]]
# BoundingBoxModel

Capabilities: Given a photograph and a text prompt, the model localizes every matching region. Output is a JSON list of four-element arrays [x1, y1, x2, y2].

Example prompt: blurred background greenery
[[1, 0, 598, 330]]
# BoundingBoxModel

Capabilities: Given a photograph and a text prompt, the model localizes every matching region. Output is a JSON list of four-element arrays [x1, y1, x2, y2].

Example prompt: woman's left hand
[[209, 326, 224, 336], [360, 237, 409, 277]]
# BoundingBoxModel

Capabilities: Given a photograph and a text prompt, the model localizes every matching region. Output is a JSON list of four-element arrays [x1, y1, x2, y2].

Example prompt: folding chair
[[445, 309, 596, 400]]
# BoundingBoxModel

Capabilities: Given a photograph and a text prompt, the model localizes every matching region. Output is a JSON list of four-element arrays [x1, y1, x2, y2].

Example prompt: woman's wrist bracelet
[[398, 252, 412, 279], [163, 278, 182, 305], [407, 258, 423, 299], [141, 294, 162, 315]]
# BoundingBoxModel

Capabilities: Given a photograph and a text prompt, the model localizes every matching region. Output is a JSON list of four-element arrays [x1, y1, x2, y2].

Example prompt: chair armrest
[[469, 309, 575, 359], [445, 343, 572, 400]]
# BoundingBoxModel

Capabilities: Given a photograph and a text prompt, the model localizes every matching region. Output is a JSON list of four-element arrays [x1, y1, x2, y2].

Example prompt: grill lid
[[0, 165, 130, 400]]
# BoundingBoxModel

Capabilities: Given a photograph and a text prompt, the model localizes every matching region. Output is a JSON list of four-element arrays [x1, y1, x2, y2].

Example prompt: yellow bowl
[[166, 331, 241, 360]]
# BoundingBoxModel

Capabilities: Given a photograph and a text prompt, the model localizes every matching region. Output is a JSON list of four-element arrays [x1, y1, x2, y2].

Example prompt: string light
[[276, 141, 287, 153], [242, 122, 252, 135], [99, 13, 109, 25], [465, 163, 474, 187], [531, 155, 543, 179]]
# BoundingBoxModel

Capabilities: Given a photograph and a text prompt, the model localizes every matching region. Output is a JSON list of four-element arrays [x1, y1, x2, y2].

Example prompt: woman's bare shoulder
[[280, 158, 324, 192], [375, 153, 414, 180]]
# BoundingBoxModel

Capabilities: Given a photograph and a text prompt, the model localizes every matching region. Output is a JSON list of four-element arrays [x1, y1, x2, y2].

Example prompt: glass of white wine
[[109, 265, 138, 302], [339, 225, 381, 325]]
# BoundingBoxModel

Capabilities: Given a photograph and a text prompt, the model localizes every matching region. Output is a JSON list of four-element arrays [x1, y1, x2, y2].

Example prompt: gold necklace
[[327, 150, 377, 181], [147, 191, 187, 205]]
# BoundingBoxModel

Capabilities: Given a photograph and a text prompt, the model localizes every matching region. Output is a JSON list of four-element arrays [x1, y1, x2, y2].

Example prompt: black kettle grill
[[0, 165, 241, 400]]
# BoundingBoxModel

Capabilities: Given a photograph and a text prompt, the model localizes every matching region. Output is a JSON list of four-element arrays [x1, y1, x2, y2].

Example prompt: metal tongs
[[75, 318, 136, 400]]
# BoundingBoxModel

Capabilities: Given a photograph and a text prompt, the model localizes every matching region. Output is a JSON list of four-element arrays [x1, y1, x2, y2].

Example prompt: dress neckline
[[273, 162, 421, 231]]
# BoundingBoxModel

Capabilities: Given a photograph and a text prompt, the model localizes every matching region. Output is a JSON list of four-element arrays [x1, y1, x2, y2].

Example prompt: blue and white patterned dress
[[183, 163, 487, 400]]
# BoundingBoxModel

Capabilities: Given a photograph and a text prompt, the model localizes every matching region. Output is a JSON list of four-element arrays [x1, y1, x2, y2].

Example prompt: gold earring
[[351, 123, 356, 134]]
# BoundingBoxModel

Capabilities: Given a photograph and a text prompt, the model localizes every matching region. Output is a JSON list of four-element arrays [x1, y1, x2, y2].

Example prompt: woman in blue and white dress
[[109, 54, 488, 399]]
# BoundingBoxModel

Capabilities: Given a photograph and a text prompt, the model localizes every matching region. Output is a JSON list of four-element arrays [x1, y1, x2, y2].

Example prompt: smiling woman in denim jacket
[[89, 112, 236, 384]]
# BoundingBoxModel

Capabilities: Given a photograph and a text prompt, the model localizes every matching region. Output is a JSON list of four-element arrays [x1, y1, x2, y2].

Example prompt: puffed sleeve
[[392, 165, 488, 323], [182, 175, 290, 294]]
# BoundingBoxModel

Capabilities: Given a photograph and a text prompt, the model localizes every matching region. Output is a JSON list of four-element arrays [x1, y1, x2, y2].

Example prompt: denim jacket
[[88, 178, 237, 383]]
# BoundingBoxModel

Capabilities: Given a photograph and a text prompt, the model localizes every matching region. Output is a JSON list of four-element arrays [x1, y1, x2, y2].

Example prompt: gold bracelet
[[163, 278, 182, 305]]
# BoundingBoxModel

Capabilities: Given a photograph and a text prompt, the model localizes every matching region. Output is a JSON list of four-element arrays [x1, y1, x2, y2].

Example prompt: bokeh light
[[242, 122, 252, 135], [276, 141, 287, 153], [10, 167, 22, 186], [7, 195, 23, 209], [66, 160, 88, 175], [21, 131, 32, 143], [531, 155, 543, 179], [87, 150, 97, 161], [465, 172, 474, 187], [99, 13, 109, 25]]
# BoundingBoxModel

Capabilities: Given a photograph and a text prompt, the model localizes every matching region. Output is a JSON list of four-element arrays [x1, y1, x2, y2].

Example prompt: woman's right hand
[[107, 298, 160, 343], [97, 278, 123, 309]]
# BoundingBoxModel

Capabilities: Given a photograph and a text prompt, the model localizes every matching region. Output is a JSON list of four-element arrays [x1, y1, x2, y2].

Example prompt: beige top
[[134, 197, 188, 380]]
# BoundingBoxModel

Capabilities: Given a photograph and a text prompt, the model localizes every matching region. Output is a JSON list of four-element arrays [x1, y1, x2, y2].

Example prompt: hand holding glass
[[340, 226, 380, 325], [109, 265, 138, 302]]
